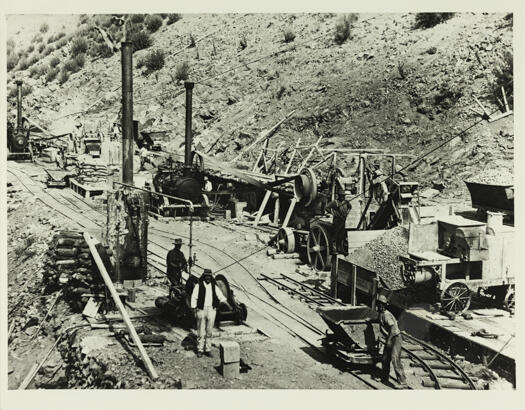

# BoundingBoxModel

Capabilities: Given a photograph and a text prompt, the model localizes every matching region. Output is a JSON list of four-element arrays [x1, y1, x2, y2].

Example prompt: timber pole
[[121, 41, 134, 184]]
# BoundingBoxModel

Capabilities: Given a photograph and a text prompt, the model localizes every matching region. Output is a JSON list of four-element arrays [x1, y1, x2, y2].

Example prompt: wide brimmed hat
[[174, 238, 183, 245], [202, 268, 213, 277], [376, 294, 388, 305]]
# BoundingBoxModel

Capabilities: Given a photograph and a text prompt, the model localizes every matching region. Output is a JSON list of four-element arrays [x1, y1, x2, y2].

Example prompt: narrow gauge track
[[9, 164, 477, 389], [8, 164, 380, 389]]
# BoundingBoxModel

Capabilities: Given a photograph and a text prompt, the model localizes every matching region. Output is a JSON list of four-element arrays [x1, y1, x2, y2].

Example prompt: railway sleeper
[[421, 379, 471, 389], [409, 361, 453, 370], [412, 370, 466, 380], [402, 352, 437, 361]]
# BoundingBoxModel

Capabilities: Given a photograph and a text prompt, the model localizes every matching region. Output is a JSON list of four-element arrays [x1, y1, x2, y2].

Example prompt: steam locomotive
[[7, 119, 33, 161]]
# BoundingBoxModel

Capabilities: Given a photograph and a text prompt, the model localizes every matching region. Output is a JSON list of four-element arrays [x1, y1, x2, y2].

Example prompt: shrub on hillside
[[27, 44, 35, 53], [63, 54, 85, 73], [32, 34, 43, 43], [7, 38, 15, 49], [130, 30, 153, 52], [49, 56, 60, 68], [42, 45, 55, 57], [145, 14, 163, 32], [130, 14, 146, 24], [137, 49, 165, 74], [491, 50, 513, 109], [71, 37, 88, 56], [90, 42, 114, 58], [7, 52, 18, 71], [38, 43, 46, 53], [167, 14, 182, 25], [56, 36, 68, 48], [40, 22, 49, 33], [17, 57, 29, 71], [30, 64, 46, 79], [334, 14, 357, 45], [93, 14, 113, 28], [414, 13, 455, 29], [174, 61, 190, 82], [59, 69, 70, 85], [79, 14, 90, 25], [8, 84, 33, 99], [56, 32, 66, 40], [26, 54, 39, 68], [283, 29, 296, 43], [46, 67, 60, 83], [239, 34, 247, 50]]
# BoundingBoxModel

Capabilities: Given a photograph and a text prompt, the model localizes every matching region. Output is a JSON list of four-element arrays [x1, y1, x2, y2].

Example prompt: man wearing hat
[[325, 191, 352, 256], [166, 238, 188, 286], [375, 294, 408, 388], [190, 269, 232, 357]]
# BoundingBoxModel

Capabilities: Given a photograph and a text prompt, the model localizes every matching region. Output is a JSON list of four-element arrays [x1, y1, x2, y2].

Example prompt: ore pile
[[465, 168, 513, 185], [348, 226, 409, 290], [43, 230, 111, 312]]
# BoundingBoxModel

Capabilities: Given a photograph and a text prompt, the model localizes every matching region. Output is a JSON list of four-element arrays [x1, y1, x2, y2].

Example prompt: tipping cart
[[317, 305, 382, 365]]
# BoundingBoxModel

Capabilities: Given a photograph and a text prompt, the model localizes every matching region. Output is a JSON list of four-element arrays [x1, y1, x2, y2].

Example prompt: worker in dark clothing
[[375, 294, 408, 388], [325, 191, 352, 256], [166, 238, 188, 287]]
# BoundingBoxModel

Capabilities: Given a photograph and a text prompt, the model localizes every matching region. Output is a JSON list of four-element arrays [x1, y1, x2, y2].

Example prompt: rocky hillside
[[6, 12, 514, 199]]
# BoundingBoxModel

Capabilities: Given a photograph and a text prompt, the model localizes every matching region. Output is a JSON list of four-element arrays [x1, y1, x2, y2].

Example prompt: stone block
[[219, 340, 240, 364], [221, 361, 239, 379]]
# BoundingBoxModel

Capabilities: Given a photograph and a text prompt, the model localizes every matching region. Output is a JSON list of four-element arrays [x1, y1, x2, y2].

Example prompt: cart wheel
[[307, 222, 332, 272], [440, 282, 471, 313], [277, 227, 296, 253], [504, 286, 515, 311]]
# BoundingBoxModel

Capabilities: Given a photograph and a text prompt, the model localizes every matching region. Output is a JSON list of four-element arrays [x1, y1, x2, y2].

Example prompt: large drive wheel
[[277, 227, 296, 253], [504, 285, 515, 311], [307, 222, 332, 272], [440, 282, 471, 313]]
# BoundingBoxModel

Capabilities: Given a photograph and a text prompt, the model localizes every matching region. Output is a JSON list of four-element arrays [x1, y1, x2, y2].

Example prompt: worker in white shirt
[[203, 176, 212, 192], [190, 269, 232, 357]]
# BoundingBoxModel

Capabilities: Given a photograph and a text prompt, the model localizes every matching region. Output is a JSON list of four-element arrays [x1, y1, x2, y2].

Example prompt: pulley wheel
[[215, 274, 231, 301], [307, 222, 332, 272], [504, 285, 515, 311], [294, 168, 318, 206], [440, 282, 471, 313], [277, 227, 296, 253]]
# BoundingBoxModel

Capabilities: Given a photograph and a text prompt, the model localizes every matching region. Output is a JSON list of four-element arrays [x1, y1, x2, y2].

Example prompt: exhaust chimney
[[184, 81, 194, 171], [16, 80, 23, 131], [121, 42, 134, 184]]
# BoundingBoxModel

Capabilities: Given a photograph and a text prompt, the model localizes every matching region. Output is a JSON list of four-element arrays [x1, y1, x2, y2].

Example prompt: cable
[[214, 244, 269, 274]]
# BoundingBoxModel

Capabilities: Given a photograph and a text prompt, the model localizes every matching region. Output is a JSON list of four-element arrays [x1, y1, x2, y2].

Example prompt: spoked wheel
[[440, 282, 471, 313], [277, 227, 296, 253], [504, 285, 515, 311], [307, 222, 332, 272]]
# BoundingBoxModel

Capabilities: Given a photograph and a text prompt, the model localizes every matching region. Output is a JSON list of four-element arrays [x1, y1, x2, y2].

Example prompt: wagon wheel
[[307, 223, 332, 272], [504, 286, 515, 311], [440, 282, 471, 313], [277, 227, 296, 253]]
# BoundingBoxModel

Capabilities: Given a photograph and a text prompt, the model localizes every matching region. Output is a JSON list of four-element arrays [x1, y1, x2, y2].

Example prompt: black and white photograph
[[1, 1, 520, 404]]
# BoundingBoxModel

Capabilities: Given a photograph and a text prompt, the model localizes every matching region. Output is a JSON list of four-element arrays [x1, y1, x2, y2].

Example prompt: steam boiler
[[7, 80, 33, 161], [150, 82, 210, 217]]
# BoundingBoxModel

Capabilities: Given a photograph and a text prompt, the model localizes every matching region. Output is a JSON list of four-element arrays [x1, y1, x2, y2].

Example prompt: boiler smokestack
[[121, 42, 134, 184], [184, 81, 194, 171], [16, 80, 23, 131]]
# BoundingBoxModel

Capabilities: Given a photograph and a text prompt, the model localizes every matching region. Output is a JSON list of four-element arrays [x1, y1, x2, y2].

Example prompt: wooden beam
[[282, 197, 297, 228], [273, 196, 280, 225], [253, 190, 272, 226], [502, 86, 510, 112], [83, 232, 159, 380]]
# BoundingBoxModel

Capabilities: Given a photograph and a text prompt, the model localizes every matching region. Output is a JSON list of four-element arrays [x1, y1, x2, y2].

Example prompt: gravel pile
[[347, 226, 409, 290], [465, 168, 513, 185]]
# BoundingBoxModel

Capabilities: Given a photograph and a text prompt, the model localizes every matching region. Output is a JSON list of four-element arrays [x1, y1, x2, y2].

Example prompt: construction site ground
[[6, 161, 514, 390]]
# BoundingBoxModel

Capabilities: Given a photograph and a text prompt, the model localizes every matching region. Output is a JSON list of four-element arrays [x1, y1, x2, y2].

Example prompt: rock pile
[[76, 160, 109, 186], [348, 226, 409, 290], [43, 230, 113, 312]]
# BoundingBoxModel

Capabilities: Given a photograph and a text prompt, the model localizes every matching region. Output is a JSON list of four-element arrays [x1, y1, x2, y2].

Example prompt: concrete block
[[221, 361, 239, 379], [219, 340, 240, 364]]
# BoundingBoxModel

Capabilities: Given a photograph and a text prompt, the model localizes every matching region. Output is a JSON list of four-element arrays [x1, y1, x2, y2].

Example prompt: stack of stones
[[43, 230, 112, 312]]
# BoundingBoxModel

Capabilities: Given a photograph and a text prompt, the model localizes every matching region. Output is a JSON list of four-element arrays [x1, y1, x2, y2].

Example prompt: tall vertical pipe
[[16, 80, 23, 131], [121, 42, 134, 184], [184, 81, 194, 172]]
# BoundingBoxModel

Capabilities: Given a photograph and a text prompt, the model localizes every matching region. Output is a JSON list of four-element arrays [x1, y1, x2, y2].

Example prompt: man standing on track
[[166, 238, 188, 287], [190, 269, 231, 357], [375, 294, 408, 388]]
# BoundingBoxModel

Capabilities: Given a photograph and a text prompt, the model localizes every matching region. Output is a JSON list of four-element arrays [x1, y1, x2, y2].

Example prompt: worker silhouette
[[326, 191, 352, 256], [166, 238, 188, 287], [375, 294, 408, 388]]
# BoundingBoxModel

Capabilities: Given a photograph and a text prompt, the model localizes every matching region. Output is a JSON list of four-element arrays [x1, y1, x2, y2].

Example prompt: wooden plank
[[84, 232, 159, 380], [253, 190, 272, 226], [281, 197, 297, 228]]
